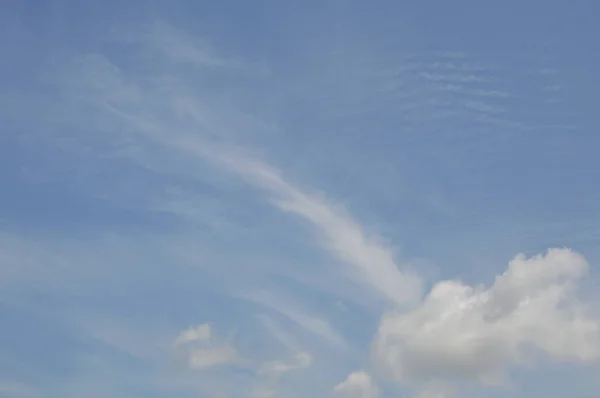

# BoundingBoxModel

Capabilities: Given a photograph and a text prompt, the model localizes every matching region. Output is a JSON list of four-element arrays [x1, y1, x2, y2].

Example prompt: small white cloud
[[175, 323, 212, 345], [174, 323, 239, 371], [373, 248, 600, 388], [334, 371, 379, 398]]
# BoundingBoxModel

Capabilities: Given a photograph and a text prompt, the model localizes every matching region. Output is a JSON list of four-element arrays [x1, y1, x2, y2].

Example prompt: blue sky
[[1, 1, 600, 397]]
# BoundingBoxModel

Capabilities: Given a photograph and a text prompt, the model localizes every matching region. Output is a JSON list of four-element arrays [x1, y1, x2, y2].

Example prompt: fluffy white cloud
[[334, 371, 379, 398], [373, 248, 600, 388]]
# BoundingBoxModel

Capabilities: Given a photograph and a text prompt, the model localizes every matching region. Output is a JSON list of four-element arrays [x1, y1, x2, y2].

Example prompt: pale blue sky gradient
[[1, 1, 600, 397]]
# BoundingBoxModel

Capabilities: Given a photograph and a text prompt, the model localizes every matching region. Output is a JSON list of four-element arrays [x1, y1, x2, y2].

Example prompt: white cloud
[[43, 21, 424, 309], [175, 324, 212, 345], [217, 156, 423, 306], [174, 324, 239, 370], [373, 248, 600, 388], [333, 371, 379, 398]]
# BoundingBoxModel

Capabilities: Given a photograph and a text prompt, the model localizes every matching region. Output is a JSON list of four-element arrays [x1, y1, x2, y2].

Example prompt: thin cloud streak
[[242, 291, 348, 350], [206, 153, 423, 306], [52, 31, 424, 307]]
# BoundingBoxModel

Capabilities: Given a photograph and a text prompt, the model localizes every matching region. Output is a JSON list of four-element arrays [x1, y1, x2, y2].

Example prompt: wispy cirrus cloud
[[254, 314, 299, 352], [36, 21, 424, 310], [242, 291, 348, 350]]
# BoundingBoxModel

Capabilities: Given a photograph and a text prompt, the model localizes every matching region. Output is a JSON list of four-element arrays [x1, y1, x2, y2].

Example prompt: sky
[[1, 1, 600, 397]]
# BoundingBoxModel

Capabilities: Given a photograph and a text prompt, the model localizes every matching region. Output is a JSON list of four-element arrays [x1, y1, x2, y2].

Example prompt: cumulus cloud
[[373, 248, 600, 388], [174, 324, 239, 370], [333, 371, 379, 398]]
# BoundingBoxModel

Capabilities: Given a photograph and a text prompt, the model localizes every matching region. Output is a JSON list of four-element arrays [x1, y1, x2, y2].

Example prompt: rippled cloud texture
[[1, 1, 600, 397]]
